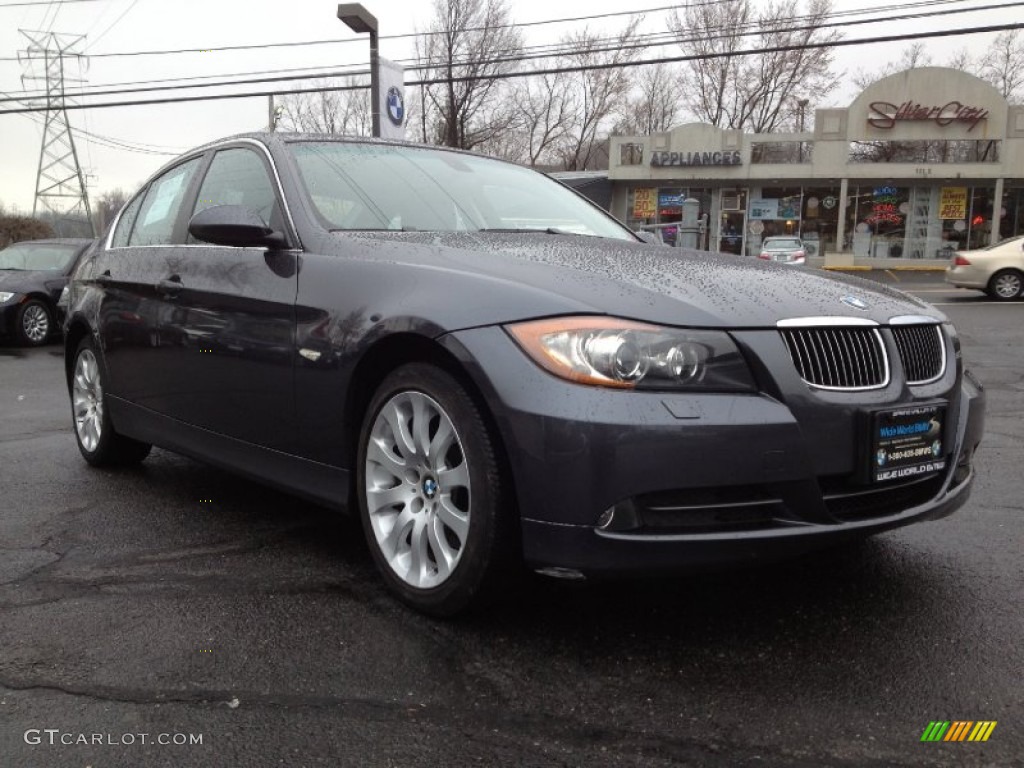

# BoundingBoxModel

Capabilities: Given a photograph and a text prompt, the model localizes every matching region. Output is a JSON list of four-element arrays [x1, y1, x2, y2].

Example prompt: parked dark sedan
[[63, 133, 985, 616], [0, 238, 92, 345]]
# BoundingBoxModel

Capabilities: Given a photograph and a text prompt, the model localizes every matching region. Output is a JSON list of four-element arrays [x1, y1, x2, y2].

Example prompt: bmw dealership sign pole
[[378, 57, 405, 141]]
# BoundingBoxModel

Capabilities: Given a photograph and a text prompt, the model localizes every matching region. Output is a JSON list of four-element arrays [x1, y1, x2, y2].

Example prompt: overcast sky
[[0, 0, 1020, 214]]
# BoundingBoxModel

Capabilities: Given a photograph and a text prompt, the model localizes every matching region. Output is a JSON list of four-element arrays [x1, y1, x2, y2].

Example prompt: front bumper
[[0, 301, 19, 338], [443, 326, 986, 575]]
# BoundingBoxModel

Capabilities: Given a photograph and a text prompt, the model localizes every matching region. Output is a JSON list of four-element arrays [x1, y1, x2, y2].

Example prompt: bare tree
[[510, 72, 576, 166], [852, 32, 1023, 103], [978, 29, 1024, 101], [91, 187, 130, 233], [616, 63, 683, 135], [416, 0, 523, 150], [277, 78, 371, 135], [0, 214, 54, 247], [555, 18, 643, 170], [852, 43, 932, 90], [946, 48, 974, 72], [670, 0, 841, 133]]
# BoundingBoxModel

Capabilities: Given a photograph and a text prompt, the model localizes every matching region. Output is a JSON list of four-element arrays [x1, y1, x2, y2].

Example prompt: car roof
[[1, 238, 93, 249], [183, 131, 491, 160], [146, 131, 523, 184]]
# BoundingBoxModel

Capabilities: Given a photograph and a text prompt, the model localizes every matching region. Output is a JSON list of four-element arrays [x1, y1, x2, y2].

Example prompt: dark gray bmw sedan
[[64, 133, 985, 616]]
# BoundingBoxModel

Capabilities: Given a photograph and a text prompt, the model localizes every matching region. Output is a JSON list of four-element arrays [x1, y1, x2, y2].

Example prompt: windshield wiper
[[329, 227, 418, 232], [476, 227, 577, 236]]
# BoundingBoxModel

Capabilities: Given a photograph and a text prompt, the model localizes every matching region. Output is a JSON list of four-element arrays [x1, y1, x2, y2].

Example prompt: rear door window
[[129, 158, 202, 246]]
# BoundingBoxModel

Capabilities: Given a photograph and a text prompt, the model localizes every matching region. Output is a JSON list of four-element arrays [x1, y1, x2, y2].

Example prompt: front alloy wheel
[[365, 390, 471, 590], [357, 363, 513, 616], [17, 300, 51, 346]]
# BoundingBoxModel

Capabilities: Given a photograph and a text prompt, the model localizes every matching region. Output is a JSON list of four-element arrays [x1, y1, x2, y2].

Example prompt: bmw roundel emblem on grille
[[386, 87, 405, 126], [841, 295, 870, 311]]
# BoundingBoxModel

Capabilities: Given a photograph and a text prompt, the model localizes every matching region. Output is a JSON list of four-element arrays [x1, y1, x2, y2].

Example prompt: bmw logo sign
[[386, 86, 404, 127], [841, 295, 870, 311]]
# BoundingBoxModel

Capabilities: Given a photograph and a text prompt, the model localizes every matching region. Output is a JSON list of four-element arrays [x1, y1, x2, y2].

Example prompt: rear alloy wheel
[[357, 363, 512, 617], [71, 336, 152, 466], [987, 269, 1023, 301], [16, 299, 52, 346]]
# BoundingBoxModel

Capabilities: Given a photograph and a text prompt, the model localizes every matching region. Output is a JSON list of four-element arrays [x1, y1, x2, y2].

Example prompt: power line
[[86, 0, 142, 50], [5, 88, 186, 155], [0, 0, 726, 61], [0, 0, 999, 63], [2, 21, 1021, 116], [4, 0, 1020, 105], [0, 0, 103, 8]]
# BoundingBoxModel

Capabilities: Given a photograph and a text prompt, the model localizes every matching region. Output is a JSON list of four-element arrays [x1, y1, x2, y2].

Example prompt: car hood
[[337, 232, 943, 328], [0, 269, 65, 293]]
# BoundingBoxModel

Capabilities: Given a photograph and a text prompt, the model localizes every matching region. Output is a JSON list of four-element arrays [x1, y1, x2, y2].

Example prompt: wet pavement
[[0, 283, 1021, 767]]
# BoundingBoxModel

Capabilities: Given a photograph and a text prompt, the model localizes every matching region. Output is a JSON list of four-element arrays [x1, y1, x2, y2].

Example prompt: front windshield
[[0, 243, 79, 271], [288, 141, 635, 241]]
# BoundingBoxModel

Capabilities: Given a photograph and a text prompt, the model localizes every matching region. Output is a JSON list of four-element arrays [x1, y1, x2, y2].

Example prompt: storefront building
[[608, 68, 1024, 261]]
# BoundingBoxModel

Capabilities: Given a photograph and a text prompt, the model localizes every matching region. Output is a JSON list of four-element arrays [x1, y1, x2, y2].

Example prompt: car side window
[[191, 148, 282, 240], [111, 193, 144, 248], [129, 157, 202, 246]]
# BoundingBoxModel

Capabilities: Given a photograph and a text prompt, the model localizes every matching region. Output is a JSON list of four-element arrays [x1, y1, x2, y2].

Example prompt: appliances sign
[[651, 150, 742, 167]]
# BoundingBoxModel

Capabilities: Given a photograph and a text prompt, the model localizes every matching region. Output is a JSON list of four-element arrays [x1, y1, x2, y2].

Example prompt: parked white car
[[945, 236, 1024, 300]]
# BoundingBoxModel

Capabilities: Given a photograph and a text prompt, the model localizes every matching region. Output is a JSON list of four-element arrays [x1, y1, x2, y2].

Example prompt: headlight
[[506, 316, 756, 391], [0, 292, 15, 303]]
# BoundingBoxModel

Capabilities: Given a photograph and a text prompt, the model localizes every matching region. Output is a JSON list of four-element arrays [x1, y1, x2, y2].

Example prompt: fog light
[[952, 445, 974, 487], [597, 499, 641, 532]]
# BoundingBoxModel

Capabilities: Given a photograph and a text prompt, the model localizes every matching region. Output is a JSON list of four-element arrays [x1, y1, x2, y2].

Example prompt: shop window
[[752, 188, 803, 229], [845, 185, 910, 258], [1002, 187, 1024, 239], [627, 187, 657, 232], [751, 141, 814, 164], [801, 187, 841, 256], [848, 140, 1000, 163], [619, 143, 644, 166]]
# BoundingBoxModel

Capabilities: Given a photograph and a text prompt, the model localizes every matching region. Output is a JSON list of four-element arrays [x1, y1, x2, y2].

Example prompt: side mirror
[[188, 205, 287, 249]]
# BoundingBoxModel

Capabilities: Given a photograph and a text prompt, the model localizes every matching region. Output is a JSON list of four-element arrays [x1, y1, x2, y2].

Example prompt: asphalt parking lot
[[0, 275, 1021, 767]]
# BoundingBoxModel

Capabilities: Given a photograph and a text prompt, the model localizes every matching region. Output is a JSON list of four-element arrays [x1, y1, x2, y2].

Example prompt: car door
[[153, 144, 298, 452], [93, 156, 205, 409]]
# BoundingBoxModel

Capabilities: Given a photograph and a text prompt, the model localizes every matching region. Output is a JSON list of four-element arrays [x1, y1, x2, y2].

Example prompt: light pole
[[796, 98, 809, 162], [337, 3, 380, 138]]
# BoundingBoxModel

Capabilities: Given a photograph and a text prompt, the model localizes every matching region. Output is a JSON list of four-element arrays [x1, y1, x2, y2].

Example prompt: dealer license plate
[[871, 404, 946, 482]]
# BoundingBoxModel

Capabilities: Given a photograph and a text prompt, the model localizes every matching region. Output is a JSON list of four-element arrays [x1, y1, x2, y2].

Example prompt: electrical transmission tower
[[19, 31, 95, 237]]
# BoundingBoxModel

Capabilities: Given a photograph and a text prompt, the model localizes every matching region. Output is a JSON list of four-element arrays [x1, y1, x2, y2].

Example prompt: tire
[[70, 336, 152, 467], [15, 299, 52, 346], [987, 269, 1023, 301], [356, 363, 514, 617]]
